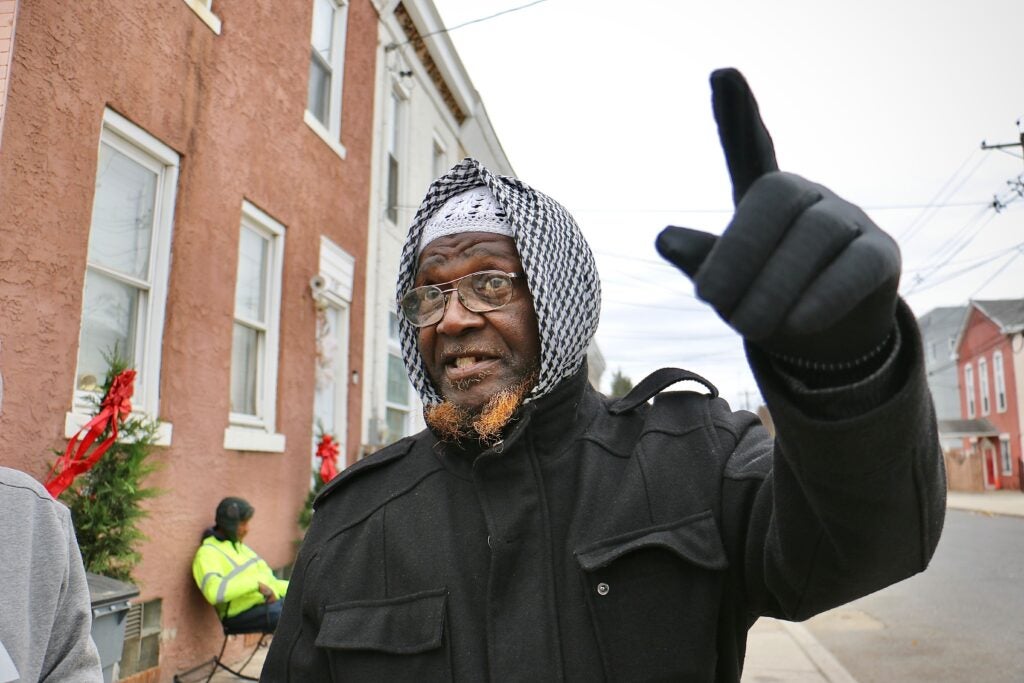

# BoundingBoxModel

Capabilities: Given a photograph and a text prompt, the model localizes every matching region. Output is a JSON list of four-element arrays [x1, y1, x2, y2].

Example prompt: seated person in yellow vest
[[192, 497, 289, 633]]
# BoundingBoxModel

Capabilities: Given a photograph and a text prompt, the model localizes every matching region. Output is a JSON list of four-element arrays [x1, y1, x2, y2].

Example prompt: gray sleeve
[[39, 506, 103, 683]]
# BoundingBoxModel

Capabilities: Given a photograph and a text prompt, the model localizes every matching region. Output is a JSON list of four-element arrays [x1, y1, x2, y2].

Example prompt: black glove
[[656, 68, 900, 366]]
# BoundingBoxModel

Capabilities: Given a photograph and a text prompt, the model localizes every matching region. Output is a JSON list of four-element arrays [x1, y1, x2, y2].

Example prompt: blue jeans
[[222, 599, 283, 634]]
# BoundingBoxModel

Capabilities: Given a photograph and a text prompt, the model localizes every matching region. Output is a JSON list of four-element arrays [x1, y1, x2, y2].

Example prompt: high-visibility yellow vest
[[191, 535, 289, 619]]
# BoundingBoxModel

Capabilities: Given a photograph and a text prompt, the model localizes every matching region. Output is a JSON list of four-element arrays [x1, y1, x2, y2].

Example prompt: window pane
[[387, 354, 408, 405], [89, 142, 157, 280], [308, 54, 331, 125], [77, 270, 140, 391], [388, 312, 400, 341], [235, 227, 267, 322], [385, 407, 406, 443], [386, 154, 399, 223], [311, 0, 335, 61], [388, 92, 400, 154], [433, 142, 445, 179], [314, 307, 341, 430], [231, 323, 259, 415]]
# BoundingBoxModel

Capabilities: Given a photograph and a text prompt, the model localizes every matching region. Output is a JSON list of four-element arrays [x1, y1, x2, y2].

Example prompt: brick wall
[[944, 448, 985, 492]]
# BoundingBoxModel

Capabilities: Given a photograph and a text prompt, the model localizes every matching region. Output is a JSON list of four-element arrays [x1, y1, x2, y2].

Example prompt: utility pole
[[978, 124, 1019, 157], [980, 120, 1024, 212]]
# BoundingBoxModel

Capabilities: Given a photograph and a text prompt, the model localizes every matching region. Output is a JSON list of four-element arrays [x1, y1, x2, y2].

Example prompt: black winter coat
[[263, 305, 945, 682]]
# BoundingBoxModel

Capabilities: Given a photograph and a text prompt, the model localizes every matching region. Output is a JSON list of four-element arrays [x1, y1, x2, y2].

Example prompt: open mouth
[[442, 352, 500, 381]]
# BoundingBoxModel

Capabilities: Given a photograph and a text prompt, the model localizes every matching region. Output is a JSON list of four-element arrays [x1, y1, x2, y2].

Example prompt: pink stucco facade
[[0, 0, 377, 678]]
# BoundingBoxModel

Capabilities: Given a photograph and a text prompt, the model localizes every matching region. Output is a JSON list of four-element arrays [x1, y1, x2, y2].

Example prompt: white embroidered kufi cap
[[417, 186, 513, 255]]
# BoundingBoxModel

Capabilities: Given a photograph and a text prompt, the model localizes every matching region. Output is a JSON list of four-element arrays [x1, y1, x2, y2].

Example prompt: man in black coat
[[262, 69, 945, 682]]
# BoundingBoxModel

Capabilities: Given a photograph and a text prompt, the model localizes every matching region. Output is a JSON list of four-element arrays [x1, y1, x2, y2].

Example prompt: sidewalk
[[743, 618, 857, 683], [206, 491, 1023, 682], [946, 489, 1024, 517]]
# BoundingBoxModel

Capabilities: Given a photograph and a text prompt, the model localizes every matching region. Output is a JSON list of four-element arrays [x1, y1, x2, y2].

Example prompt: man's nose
[[435, 292, 485, 336]]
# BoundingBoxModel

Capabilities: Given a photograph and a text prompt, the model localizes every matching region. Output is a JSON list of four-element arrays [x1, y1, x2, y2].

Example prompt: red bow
[[46, 369, 136, 498], [317, 434, 340, 483]]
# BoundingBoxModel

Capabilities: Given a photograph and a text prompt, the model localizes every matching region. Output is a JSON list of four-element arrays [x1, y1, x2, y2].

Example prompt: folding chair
[[173, 620, 271, 683]]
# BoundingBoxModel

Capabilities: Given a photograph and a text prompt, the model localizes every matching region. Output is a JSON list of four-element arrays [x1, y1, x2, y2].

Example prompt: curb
[[779, 620, 859, 683]]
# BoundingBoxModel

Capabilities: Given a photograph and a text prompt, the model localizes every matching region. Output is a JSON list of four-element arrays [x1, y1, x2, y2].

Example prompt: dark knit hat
[[214, 497, 254, 541]]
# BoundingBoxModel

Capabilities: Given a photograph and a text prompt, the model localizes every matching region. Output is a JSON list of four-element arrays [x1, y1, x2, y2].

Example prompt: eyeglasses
[[400, 270, 523, 328]]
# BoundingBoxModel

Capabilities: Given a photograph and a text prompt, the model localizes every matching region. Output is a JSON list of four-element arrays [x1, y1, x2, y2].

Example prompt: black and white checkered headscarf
[[397, 157, 601, 406]]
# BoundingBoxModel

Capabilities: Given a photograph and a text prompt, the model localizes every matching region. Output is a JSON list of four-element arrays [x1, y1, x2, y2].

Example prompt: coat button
[[596, 582, 610, 596]]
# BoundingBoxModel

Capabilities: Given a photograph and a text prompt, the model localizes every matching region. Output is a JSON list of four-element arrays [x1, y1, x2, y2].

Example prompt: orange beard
[[425, 371, 537, 446]]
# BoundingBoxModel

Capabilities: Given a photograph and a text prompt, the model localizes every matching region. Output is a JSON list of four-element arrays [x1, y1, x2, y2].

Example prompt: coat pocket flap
[[315, 588, 447, 654], [575, 510, 728, 572]]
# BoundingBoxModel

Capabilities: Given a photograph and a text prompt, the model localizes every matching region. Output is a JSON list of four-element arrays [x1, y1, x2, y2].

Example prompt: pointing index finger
[[711, 68, 779, 206]]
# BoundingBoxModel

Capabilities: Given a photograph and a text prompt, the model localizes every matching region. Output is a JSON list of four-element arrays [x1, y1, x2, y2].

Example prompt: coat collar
[[431, 363, 597, 472]]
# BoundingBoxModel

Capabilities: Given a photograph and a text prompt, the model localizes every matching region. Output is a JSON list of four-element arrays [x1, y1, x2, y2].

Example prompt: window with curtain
[[994, 351, 1007, 412], [76, 110, 178, 418], [979, 357, 990, 415], [964, 364, 975, 418], [307, 0, 349, 137], [229, 203, 284, 433], [386, 90, 402, 224], [384, 312, 411, 443]]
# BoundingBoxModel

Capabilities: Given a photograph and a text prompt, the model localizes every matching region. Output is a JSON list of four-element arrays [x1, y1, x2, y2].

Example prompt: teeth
[[454, 356, 477, 368]]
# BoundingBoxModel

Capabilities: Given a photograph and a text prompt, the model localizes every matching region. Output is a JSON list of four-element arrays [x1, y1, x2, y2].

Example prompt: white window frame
[[1000, 435, 1013, 476], [384, 311, 412, 442], [181, 0, 221, 34], [979, 356, 990, 416], [964, 363, 975, 418], [304, 0, 349, 159], [311, 236, 355, 467], [224, 201, 286, 452], [67, 109, 177, 446], [384, 83, 407, 225], [994, 351, 1007, 413], [432, 135, 448, 181]]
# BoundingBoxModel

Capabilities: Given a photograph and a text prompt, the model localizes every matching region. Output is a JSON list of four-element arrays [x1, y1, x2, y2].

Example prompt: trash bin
[[87, 572, 140, 683]]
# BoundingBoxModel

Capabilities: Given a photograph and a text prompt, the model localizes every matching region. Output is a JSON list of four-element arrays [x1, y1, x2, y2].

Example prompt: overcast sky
[[430, 0, 1024, 409]]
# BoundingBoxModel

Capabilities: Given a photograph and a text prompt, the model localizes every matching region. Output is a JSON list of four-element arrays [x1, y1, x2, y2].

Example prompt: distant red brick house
[[947, 300, 1024, 491]]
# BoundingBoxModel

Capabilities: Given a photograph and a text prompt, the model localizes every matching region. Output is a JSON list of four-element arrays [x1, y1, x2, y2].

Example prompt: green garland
[[60, 356, 161, 582]]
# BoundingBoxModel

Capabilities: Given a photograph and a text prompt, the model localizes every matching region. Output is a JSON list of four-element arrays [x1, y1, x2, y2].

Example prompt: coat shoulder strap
[[608, 367, 719, 415]]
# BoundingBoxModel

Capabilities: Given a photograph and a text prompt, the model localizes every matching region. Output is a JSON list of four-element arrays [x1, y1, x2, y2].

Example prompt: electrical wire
[[388, 0, 551, 50], [906, 240, 1024, 295], [898, 150, 989, 245], [901, 206, 997, 295], [969, 246, 1024, 298]]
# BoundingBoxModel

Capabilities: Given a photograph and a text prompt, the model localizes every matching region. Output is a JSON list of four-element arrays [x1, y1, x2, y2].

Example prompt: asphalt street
[[805, 509, 1024, 682]]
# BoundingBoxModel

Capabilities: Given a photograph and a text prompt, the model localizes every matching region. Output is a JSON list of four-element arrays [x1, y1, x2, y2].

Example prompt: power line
[[969, 245, 1024, 298], [898, 150, 989, 245], [386, 0, 551, 51], [902, 208, 998, 295], [906, 237, 1024, 294], [575, 200, 988, 216]]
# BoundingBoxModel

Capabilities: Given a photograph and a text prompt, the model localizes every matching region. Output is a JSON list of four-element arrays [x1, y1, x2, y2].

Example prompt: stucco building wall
[[0, 0, 376, 678]]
